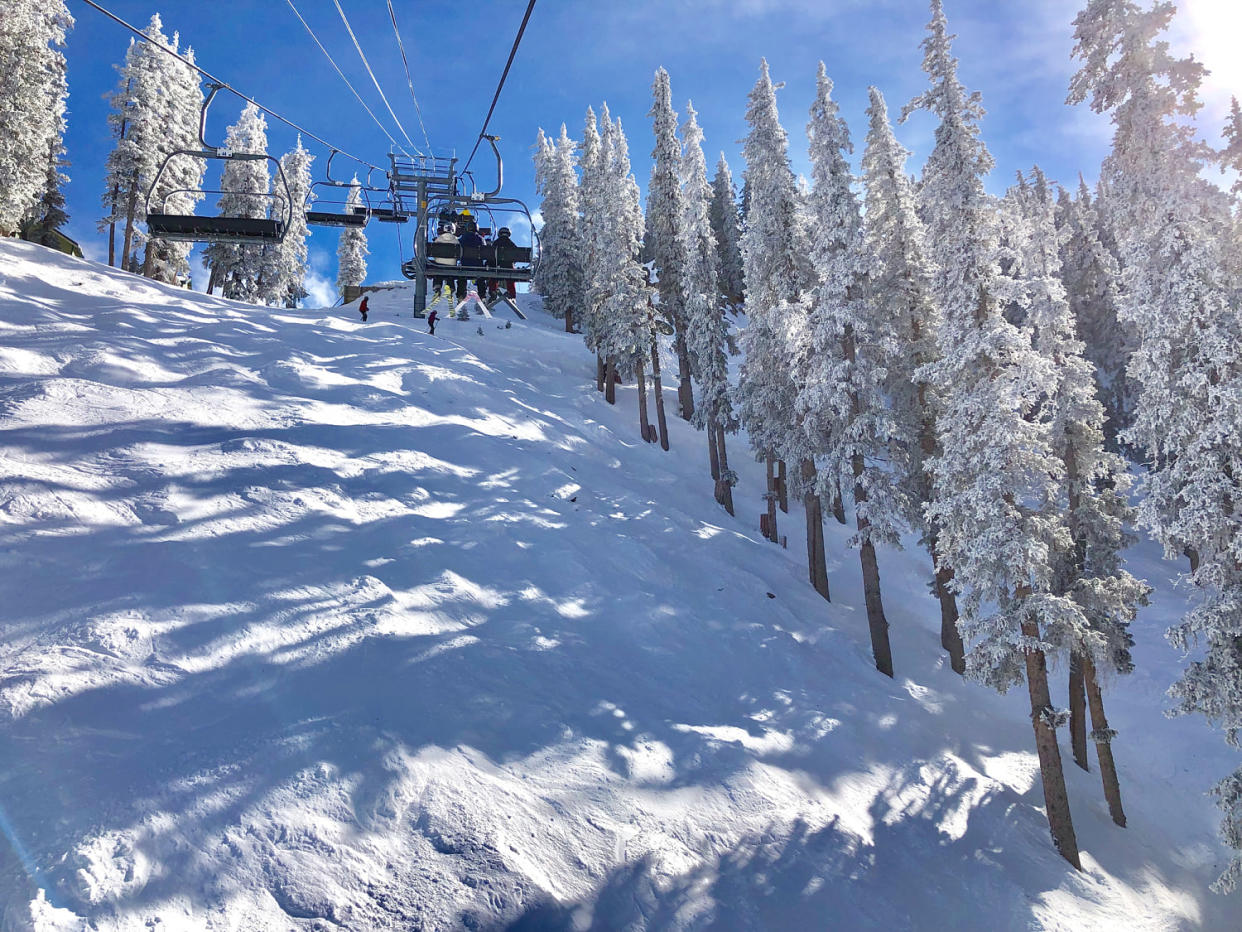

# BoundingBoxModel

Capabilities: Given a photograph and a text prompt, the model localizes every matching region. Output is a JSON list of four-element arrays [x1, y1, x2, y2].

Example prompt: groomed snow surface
[[0, 238, 1235, 930]]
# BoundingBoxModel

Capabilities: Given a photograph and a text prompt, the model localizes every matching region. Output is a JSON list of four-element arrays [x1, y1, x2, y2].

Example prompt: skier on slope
[[427, 307, 438, 335], [358, 295, 369, 323]]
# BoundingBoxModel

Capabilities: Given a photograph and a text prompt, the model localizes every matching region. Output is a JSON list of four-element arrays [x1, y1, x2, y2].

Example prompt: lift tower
[[389, 152, 458, 316]]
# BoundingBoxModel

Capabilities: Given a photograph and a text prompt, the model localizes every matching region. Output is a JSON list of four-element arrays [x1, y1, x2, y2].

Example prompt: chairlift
[[305, 149, 370, 229], [145, 84, 292, 245]]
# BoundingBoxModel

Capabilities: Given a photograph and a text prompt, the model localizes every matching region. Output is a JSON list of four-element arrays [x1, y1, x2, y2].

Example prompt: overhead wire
[[461, 0, 538, 175], [386, 0, 433, 154], [284, 0, 401, 154], [330, 0, 420, 156], [75, 0, 383, 174]]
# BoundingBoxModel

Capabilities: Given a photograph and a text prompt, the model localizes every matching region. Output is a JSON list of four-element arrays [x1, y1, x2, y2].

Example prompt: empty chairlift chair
[[145, 84, 291, 246], [305, 150, 370, 229]]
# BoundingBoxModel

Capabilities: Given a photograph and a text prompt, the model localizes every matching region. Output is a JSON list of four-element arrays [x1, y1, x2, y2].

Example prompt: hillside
[[0, 239, 1235, 930]]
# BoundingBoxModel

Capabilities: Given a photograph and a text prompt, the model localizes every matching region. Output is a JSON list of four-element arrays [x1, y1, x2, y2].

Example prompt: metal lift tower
[[388, 152, 458, 317]]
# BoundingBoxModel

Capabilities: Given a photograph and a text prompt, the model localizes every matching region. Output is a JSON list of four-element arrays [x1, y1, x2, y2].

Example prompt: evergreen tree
[[578, 106, 609, 386], [263, 137, 313, 306], [710, 153, 746, 311], [0, 0, 72, 235], [906, 0, 1081, 869], [802, 65, 907, 675], [20, 86, 69, 243], [1008, 167, 1150, 825], [143, 39, 206, 284], [862, 85, 965, 674], [1070, 0, 1242, 889], [737, 59, 810, 548], [202, 103, 273, 302], [679, 101, 736, 510], [335, 176, 368, 297], [533, 124, 583, 332], [647, 68, 696, 421]]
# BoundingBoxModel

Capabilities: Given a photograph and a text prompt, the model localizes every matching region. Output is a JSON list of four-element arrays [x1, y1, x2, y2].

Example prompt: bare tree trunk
[[854, 453, 893, 677], [777, 460, 788, 513], [206, 263, 221, 296], [708, 419, 721, 480], [1069, 651, 1089, 771], [636, 358, 652, 442], [831, 479, 846, 524], [1083, 654, 1126, 827], [674, 329, 694, 421], [764, 455, 779, 542], [928, 536, 967, 675], [564, 307, 574, 333], [605, 358, 618, 405], [1020, 612, 1082, 869], [596, 354, 606, 393], [120, 172, 139, 276], [649, 330, 670, 451], [1186, 546, 1200, 573], [715, 423, 734, 516], [802, 459, 830, 601], [106, 182, 120, 267]]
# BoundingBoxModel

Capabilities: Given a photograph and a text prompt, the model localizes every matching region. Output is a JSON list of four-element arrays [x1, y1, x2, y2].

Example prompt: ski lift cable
[[461, 0, 537, 176], [75, 0, 384, 174], [386, 0, 433, 154], [330, 0, 421, 157], [284, 0, 402, 153]]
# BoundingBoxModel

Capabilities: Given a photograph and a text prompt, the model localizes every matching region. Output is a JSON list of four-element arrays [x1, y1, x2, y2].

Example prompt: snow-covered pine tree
[[19, 53, 69, 244], [801, 64, 907, 673], [710, 154, 746, 312], [738, 59, 811, 548], [262, 137, 313, 306], [201, 103, 274, 302], [578, 106, 609, 389], [679, 101, 736, 511], [1069, 0, 1242, 889], [647, 68, 695, 421], [905, 0, 1081, 869], [533, 124, 583, 332], [142, 39, 206, 284], [1222, 98, 1242, 277], [336, 176, 368, 298], [1055, 178, 1134, 449], [862, 85, 965, 674], [100, 16, 181, 273], [1009, 167, 1150, 826], [0, 0, 72, 236]]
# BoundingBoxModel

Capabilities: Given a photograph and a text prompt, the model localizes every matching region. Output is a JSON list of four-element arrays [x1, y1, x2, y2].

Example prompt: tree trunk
[[106, 182, 120, 268], [928, 538, 966, 675], [831, 479, 846, 524], [1069, 651, 1089, 771], [564, 307, 574, 333], [1186, 546, 1200, 573], [636, 358, 652, 442], [1020, 613, 1082, 870], [596, 354, 606, 393], [605, 358, 618, 405], [802, 459, 830, 601], [854, 452, 893, 677], [708, 418, 721, 480], [120, 172, 139, 276], [674, 329, 694, 421], [649, 330, 669, 451], [715, 423, 734, 516], [1083, 654, 1126, 827], [777, 459, 788, 513], [764, 455, 778, 543]]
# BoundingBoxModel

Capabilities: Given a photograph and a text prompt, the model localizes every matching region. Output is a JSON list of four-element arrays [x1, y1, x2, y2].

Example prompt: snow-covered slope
[[0, 238, 1234, 930]]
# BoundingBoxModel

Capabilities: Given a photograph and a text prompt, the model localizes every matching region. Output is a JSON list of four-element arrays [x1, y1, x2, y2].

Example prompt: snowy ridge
[[0, 239, 1233, 929]]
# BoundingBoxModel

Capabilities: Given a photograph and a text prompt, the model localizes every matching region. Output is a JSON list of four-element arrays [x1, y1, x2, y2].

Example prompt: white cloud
[[303, 269, 337, 309]]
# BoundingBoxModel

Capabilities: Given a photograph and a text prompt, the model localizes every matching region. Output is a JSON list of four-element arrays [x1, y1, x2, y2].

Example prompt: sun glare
[[1179, 0, 1242, 114]]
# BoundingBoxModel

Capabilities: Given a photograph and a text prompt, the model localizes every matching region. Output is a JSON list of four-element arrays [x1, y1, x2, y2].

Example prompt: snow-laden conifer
[[1008, 168, 1151, 824], [0, 0, 72, 236], [737, 59, 810, 545], [710, 154, 745, 311], [335, 177, 368, 297], [202, 103, 273, 302], [19, 51, 69, 244], [800, 65, 906, 673], [1070, 0, 1242, 889], [906, 0, 1082, 869], [534, 125, 583, 332], [577, 107, 609, 383], [679, 102, 736, 510], [861, 85, 965, 673], [263, 137, 313, 306], [647, 68, 696, 421]]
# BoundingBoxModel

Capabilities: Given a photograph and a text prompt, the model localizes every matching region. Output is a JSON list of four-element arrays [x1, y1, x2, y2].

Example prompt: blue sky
[[58, 0, 1239, 302]]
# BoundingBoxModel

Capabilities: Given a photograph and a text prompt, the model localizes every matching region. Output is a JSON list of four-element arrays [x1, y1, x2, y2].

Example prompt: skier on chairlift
[[490, 226, 518, 302], [432, 222, 460, 298]]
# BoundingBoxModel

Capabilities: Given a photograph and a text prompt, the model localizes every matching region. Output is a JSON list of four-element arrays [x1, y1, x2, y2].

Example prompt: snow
[[0, 238, 1235, 929]]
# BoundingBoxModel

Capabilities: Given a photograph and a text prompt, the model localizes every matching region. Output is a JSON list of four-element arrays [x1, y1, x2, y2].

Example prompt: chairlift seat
[[146, 213, 285, 244], [306, 210, 367, 228]]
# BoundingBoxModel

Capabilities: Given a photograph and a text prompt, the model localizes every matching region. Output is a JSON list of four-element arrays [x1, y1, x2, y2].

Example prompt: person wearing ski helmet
[[491, 226, 518, 301], [432, 221, 460, 298]]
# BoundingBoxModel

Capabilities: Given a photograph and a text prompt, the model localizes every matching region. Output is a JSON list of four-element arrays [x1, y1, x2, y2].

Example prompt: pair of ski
[[427, 288, 525, 321]]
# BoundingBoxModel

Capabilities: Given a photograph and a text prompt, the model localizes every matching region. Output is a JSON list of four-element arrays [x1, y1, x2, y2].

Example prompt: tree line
[[533, 0, 1241, 889]]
